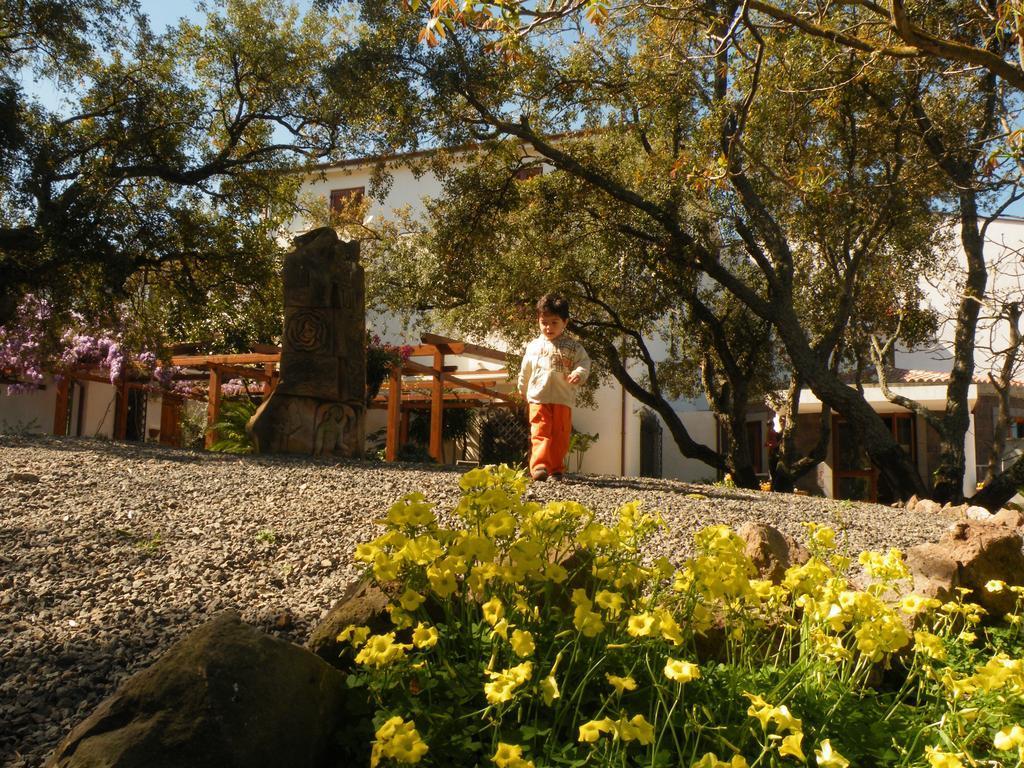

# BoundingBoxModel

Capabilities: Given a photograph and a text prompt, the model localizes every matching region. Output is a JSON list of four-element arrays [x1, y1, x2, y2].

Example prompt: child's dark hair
[[536, 293, 569, 320]]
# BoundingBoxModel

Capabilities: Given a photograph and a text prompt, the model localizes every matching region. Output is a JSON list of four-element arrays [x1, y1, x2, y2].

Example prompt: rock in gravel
[[736, 522, 808, 584], [906, 519, 1024, 617], [46, 612, 348, 768], [306, 579, 392, 669]]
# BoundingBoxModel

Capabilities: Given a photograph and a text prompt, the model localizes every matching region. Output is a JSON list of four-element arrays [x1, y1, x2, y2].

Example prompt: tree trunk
[[969, 452, 1024, 510], [771, 308, 928, 499], [931, 190, 987, 503]]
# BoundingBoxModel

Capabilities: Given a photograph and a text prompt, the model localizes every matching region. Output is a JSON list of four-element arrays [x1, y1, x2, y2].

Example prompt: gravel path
[[1, 436, 955, 767]]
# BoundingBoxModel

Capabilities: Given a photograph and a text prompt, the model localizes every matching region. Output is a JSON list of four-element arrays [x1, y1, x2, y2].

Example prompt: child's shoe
[[532, 466, 548, 482]]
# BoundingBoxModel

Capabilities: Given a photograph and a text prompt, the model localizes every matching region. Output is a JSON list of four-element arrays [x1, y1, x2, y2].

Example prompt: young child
[[517, 293, 591, 481]]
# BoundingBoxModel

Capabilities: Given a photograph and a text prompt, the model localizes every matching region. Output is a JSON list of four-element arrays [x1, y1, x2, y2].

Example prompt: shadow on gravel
[[0, 436, 470, 476], [564, 475, 757, 502]]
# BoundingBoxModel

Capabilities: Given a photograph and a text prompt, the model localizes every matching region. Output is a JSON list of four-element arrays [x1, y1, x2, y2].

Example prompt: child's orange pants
[[528, 403, 572, 476]]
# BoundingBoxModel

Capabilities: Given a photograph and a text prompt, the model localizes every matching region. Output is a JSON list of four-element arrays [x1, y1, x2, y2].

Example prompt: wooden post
[[385, 365, 402, 461], [262, 363, 276, 398], [115, 381, 129, 440], [429, 349, 444, 463], [53, 377, 69, 436], [205, 366, 223, 449]]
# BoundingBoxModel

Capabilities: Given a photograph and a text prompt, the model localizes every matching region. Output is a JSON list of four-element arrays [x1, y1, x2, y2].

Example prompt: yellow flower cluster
[[577, 714, 655, 745], [370, 716, 428, 767], [492, 742, 535, 768], [743, 693, 804, 761], [355, 632, 411, 668], [994, 724, 1024, 760], [485, 661, 533, 705]]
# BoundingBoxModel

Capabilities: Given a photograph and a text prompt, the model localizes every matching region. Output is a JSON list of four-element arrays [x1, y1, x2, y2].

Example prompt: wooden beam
[[209, 363, 273, 381], [205, 367, 223, 449], [385, 364, 401, 461], [171, 353, 280, 367], [430, 349, 444, 462], [403, 359, 515, 401], [379, 380, 499, 394], [420, 333, 508, 363], [53, 377, 69, 436]]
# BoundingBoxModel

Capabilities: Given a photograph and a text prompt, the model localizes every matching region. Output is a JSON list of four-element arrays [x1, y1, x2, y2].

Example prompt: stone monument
[[248, 228, 365, 457]]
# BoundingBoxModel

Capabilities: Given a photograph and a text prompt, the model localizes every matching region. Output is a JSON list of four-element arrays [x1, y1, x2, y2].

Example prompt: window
[[330, 186, 365, 212]]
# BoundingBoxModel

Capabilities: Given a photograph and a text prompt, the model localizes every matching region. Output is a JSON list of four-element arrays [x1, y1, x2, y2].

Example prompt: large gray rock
[[736, 522, 809, 583], [47, 612, 350, 768], [906, 520, 1024, 618]]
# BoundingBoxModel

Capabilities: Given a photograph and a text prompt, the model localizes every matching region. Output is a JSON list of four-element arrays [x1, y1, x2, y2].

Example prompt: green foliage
[[567, 429, 598, 474], [208, 398, 258, 454], [0, 0, 377, 350], [342, 466, 1024, 768]]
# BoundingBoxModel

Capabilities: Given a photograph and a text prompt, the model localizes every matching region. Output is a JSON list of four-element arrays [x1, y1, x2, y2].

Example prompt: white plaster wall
[[905, 216, 1024, 376], [572, 381, 627, 475], [0, 381, 55, 433], [82, 382, 117, 438], [146, 392, 163, 441], [661, 410, 719, 483]]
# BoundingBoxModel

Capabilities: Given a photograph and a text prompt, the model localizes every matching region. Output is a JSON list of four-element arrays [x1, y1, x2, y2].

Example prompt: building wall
[[0, 382, 56, 434]]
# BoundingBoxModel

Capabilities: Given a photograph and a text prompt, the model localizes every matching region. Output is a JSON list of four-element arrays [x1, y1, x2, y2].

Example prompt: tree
[[0, 0, 369, 343], [342, 0, 949, 497]]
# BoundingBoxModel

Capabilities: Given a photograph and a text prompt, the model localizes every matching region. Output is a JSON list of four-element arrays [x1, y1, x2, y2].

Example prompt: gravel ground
[[1, 435, 956, 767]]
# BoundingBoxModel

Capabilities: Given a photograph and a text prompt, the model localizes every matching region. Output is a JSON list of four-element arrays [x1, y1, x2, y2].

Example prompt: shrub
[[343, 466, 1024, 768]]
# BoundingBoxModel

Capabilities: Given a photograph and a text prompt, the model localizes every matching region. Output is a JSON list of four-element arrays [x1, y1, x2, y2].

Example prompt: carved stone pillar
[[247, 228, 366, 457]]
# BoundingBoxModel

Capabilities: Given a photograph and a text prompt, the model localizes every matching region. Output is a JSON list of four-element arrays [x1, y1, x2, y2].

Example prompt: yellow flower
[[492, 618, 510, 640], [814, 739, 849, 768], [777, 732, 805, 761], [355, 633, 411, 668], [578, 718, 615, 743], [772, 705, 802, 734], [986, 579, 1007, 593], [540, 673, 560, 705], [743, 692, 774, 730], [606, 673, 638, 694], [994, 724, 1024, 751], [370, 716, 428, 767], [426, 563, 458, 598], [492, 742, 534, 768], [484, 661, 533, 705], [914, 631, 947, 661], [899, 594, 941, 615], [627, 612, 658, 637], [692, 754, 749, 768], [617, 714, 655, 745], [655, 609, 685, 645], [483, 597, 505, 626], [510, 629, 535, 657], [411, 623, 438, 649], [595, 590, 625, 617], [484, 511, 517, 538], [399, 589, 425, 612], [336, 625, 370, 647], [400, 535, 443, 565], [573, 603, 605, 637], [924, 746, 963, 768], [664, 658, 701, 683]]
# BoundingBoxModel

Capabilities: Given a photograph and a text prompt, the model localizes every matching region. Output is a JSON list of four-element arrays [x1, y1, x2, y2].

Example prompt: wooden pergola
[[167, 333, 517, 460], [372, 333, 517, 461]]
